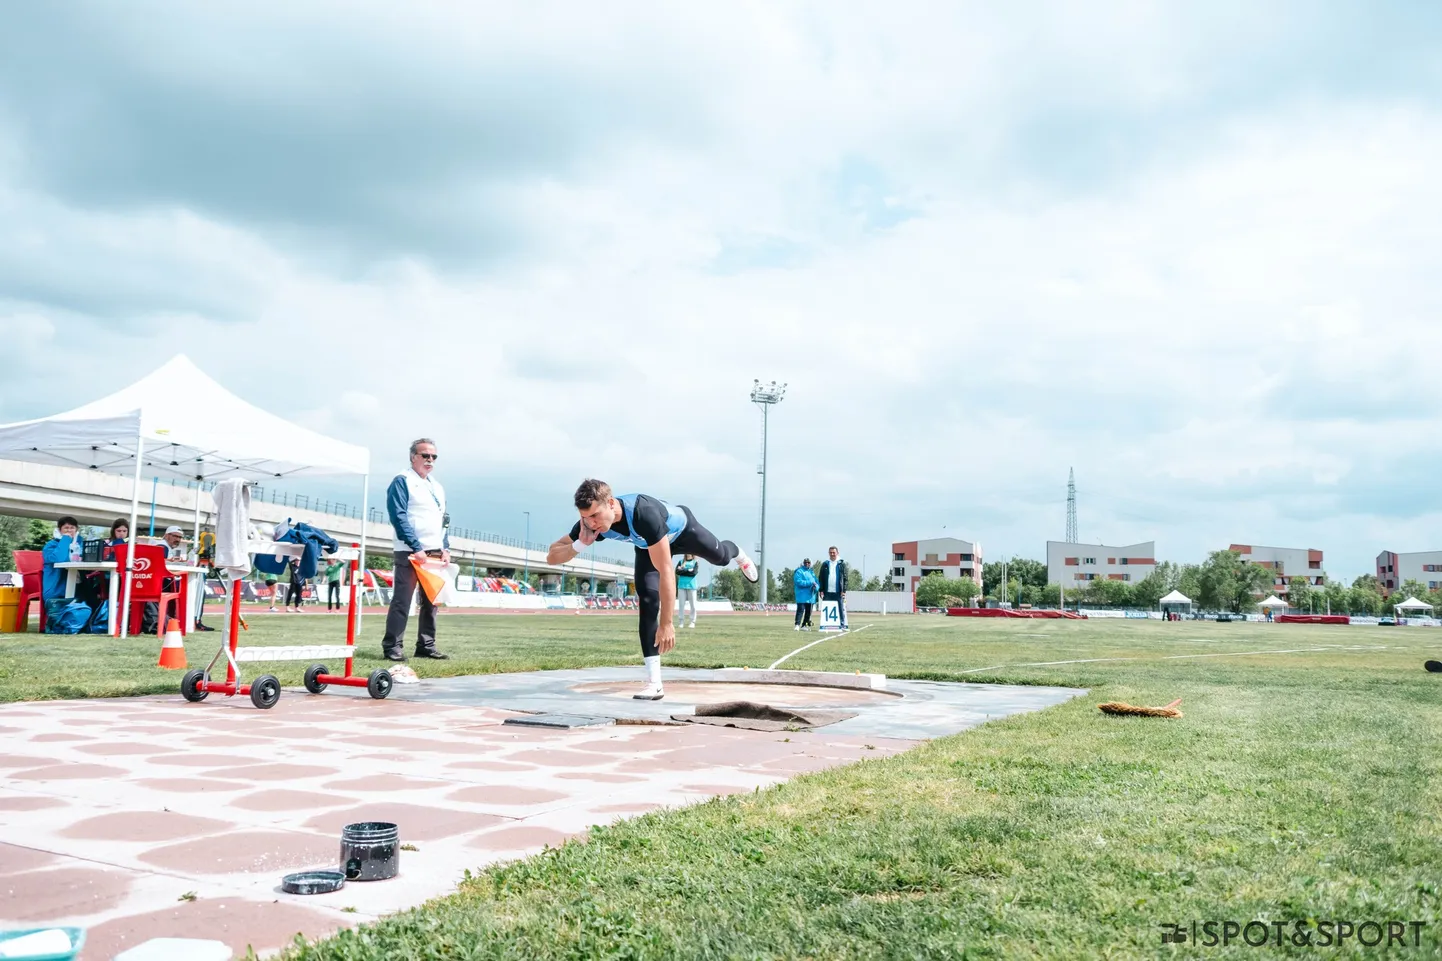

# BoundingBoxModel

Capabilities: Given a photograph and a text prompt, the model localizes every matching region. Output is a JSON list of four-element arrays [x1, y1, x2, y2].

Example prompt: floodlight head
[[750, 379, 786, 405]]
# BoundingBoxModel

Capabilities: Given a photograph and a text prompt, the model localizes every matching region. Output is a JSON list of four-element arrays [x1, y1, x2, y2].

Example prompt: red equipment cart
[[181, 542, 391, 709]]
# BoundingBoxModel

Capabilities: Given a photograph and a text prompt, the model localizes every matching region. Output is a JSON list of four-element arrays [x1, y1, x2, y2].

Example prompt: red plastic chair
[[12, 550, 45, 633], [113, 545, 182, 635]]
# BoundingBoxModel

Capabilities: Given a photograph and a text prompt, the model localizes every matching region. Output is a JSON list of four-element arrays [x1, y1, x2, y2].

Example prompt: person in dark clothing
[[285, 560, 305, 611], [547, 478, 757, 700], [816, 546, 850, 629]]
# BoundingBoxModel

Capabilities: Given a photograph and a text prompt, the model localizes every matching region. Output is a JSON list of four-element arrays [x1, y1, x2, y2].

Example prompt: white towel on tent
[[213, 479, 251, 579]]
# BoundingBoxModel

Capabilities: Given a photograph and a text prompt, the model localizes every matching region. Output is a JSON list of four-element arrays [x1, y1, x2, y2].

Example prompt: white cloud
[[1, 3, 1440, 582]]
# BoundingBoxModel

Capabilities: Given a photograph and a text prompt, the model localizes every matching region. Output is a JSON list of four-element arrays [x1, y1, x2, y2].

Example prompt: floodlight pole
[[750, 380, 786, 605]]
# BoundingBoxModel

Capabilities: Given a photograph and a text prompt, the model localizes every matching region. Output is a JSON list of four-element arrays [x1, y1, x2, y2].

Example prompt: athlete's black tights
[[636, 507, 737, 658]]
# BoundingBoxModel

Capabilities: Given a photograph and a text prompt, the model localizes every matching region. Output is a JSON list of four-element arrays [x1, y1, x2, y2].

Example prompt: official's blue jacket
[[793, 566, 819, 604]]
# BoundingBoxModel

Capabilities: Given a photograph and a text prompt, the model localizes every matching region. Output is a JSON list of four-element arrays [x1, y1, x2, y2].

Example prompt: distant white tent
[[1158, 589, 1193, 617], [1394, 596, 1434, 612], [1258, 595, 1289, 609], [0, 355, 370, 634]]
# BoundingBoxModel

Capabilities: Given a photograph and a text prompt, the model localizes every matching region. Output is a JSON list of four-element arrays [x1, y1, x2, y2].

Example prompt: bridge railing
[[166, 478, 633, 568]]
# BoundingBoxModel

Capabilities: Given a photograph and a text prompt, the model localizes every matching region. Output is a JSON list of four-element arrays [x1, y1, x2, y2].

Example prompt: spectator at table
[[162, 526, 189, 563], [41, 516, 81, 611]]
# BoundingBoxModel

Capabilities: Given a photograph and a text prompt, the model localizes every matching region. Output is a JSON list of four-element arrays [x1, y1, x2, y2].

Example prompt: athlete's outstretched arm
[[547, 535, 577, 565], [648, 537, 678, 654]]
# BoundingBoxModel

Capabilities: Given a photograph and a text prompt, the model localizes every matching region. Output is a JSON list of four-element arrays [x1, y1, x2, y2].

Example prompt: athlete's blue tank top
[[599, 493, 687, 549]]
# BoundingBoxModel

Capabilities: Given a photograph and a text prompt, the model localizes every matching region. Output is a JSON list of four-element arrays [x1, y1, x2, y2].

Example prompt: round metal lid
[[281, 870, 346, 895]]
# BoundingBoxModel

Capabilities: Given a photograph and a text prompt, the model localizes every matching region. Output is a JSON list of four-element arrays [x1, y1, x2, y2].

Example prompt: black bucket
[[341, 821, 400, 881]]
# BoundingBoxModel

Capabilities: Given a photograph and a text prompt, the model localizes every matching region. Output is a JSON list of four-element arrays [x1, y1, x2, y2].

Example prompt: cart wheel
[[304, 663, 329, 694], [181, 669, 209, 703], [367, 669, 393, 700], [250, 674, 282, 709]]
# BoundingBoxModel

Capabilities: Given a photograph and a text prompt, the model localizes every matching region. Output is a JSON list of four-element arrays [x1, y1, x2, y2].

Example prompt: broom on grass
[[1098, 698, 1183, 718]]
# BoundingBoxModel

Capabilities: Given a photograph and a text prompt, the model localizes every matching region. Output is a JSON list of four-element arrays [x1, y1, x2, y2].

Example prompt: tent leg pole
[[357, 474, 369, 635], [119, 433, 146, 637]]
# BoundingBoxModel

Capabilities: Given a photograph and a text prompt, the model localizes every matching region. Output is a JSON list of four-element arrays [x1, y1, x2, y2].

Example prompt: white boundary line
[[768, 624, 874, 670], [956, 644, 1390, 675]]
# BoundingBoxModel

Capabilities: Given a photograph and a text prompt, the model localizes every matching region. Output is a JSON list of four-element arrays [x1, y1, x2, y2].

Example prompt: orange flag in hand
[[410, 557, 457, 605]]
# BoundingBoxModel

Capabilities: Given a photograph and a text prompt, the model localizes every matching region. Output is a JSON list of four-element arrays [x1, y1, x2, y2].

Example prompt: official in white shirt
[[381, 438, 451, 661]]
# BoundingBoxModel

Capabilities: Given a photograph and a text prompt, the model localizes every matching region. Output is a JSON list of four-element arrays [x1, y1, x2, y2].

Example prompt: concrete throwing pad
[[502, 714, 617, 729], [391, 667, 1086, 740], [0, 670, 1083, 959]]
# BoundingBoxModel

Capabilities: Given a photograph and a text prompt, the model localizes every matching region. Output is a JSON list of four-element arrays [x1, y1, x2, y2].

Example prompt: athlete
[[547, 479, 758, 700]]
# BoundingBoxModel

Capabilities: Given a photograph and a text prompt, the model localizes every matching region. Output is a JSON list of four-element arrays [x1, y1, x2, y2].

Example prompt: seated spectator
[[162, 526, 189, 563], [105, 518, 128, 558], [41, 516, 81, 604]]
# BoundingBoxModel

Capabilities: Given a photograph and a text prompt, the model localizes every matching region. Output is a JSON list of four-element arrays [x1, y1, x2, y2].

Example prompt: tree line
[[909, 549, 1428, 615]]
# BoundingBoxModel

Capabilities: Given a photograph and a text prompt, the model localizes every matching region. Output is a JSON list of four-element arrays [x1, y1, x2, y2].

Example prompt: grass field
[[3, 613, 1440, 958]]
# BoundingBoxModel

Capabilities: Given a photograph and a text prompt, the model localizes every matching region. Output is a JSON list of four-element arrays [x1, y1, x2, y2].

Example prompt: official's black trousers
[[382, 551, 439, 657], [327, 582, 342, 609], [794, 602, 813, 627], [635, 508, 737, 658]]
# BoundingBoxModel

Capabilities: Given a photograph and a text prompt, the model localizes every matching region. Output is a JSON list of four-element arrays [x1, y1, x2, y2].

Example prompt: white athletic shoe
[[735, 548, 759, 583], [688, 623, 696, 629], [794, 625, 801, 631], [633, 683, 665, 701]]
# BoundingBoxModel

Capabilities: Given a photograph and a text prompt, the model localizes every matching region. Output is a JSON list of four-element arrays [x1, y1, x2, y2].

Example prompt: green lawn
[[3, 613, 1440, 958]]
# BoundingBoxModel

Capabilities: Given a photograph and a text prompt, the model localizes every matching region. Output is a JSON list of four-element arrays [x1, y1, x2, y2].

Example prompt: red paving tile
[[321, 774, 456, 793], [0, 755, 50, 768], [130, 777, 256, 794], [445, 785, 573, 807], [555, 772, 646, 783], [30, 733, 93, 743], [468, 825, 577, 851], [139, 829, 339, 875], [0, 795, 69, 811], [80, 897, 352, 961], [304, 802, 510, 841], [1, 866, 134, 921], [147, 753, 258, 768], [445, 760, 539, 772], [229, 789, 358, 812], [200, 762, 341, 781], [0, 843, 59, 876], [591, 802, 664, 815], [61, 811, 233, 842], [10, 763, 129, 781], [681, 783, 753, 796], [73, 742, 178, 756], [503, 748, 613, 767]]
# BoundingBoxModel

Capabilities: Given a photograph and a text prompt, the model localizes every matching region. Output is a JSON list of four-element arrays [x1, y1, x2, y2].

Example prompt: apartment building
[[1375, 550, 1442, 594], [1230, 543, 1325, 591], [891, 537, 982, 592], [1046, 541, 1157, 587]]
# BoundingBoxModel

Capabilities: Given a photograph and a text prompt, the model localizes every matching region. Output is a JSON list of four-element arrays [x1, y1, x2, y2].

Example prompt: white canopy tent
[[0, 355, 371, 634], [1258, 595, 1289, 610], [1394, 596, 1434, 613], [1158, 589, 1193, 615]]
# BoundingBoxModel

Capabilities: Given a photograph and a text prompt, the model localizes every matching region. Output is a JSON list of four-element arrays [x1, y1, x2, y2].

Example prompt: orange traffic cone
[[158, 619, 187, 670]]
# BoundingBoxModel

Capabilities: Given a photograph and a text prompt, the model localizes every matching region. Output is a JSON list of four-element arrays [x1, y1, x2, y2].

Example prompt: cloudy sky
[[2, 1, 1440, 584]]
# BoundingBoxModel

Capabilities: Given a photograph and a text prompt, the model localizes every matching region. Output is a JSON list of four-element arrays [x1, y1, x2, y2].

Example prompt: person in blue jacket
[[41, 516, 81, 602], [674, 554, 700, 629], [793, 558, 819, 631]]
